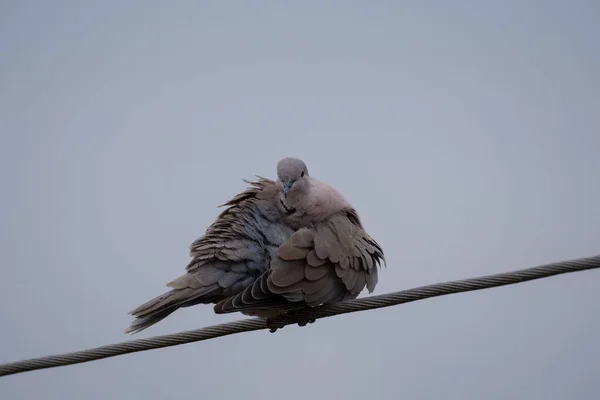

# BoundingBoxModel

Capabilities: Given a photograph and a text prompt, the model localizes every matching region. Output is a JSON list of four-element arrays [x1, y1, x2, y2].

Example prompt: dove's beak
[[283, 181, 294, 198]]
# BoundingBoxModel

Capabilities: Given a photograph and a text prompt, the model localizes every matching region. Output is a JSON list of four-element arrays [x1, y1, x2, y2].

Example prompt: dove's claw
[[290, 309, 316, 328], [298, 319, 315, 326], [296, 317, 315, 327], [265, 317, 284, 333], [265, 310, 316, 332]]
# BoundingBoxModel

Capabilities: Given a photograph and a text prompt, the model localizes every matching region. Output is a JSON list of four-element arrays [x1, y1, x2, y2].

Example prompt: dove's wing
[[213, 209, 385, 314], [126, 177, 295, 333]]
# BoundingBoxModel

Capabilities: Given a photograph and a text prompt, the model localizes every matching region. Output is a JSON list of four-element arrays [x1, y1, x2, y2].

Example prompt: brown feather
[[277, 241, 311, 260], [350, 271, 367, 295], [342, 267, 359, 290], [366, 269, 378, 293], [335, 264, 348, 278], [270, 258, 306, 287], [290, 228, 314, 248], [306, 249, 326, 267], [305, 264, 330, 281], [339, 256, 350, 270]]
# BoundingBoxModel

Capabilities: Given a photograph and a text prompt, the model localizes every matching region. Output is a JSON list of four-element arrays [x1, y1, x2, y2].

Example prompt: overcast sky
[[1, 1, 599, 399]]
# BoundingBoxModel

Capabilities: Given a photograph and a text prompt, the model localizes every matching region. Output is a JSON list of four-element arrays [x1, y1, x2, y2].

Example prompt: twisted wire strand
[[1, 254, 599, 378]]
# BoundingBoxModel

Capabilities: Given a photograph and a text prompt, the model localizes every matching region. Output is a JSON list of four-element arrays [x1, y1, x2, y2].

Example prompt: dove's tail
[[125, 289, 187, 334], [125, 285, 220, 334]]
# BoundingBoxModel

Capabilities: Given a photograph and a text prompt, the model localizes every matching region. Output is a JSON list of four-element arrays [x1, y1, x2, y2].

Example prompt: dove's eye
[[301, 170, 305, 177]]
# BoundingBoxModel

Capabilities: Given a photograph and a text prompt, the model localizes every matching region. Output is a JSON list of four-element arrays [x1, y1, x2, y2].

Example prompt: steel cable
[[1, 254, 598, 378]]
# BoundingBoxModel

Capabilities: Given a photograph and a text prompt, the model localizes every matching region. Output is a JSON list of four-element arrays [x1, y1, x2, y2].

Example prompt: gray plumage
[[125, 157, 385, 334]]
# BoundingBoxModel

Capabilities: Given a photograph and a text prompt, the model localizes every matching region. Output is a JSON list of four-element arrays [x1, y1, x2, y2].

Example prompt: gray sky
[[1, 1, 599, 399]]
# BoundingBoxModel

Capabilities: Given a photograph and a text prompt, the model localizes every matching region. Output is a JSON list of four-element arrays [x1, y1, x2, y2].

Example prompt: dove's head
[[276, 157, 310, 200]]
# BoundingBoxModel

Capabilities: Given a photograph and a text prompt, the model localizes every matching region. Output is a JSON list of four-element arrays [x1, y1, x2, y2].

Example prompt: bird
[[125, 157, 385, 334]]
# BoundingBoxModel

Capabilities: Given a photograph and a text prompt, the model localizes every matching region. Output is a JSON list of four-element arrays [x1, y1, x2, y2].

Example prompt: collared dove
[[125, 157, 384, 334]]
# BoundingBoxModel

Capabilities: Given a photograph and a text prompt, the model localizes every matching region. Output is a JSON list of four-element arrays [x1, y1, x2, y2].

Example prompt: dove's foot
[[265, 310, 316, 333], [265, 317, 285, 333], [296, 317, 316, 327], [291, 308, 316, 327]]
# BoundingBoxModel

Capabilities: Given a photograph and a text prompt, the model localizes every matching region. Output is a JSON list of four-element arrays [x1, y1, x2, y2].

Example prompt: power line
[[1, 254, 599, 378]]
